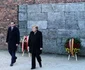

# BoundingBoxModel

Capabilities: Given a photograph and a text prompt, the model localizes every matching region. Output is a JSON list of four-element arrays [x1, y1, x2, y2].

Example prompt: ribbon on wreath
[[69, 38, 74, 56], [22, 36, 29, 52]]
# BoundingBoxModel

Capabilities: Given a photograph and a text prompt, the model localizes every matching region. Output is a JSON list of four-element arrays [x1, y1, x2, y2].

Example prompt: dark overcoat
[[28, 30, 43, 54], [6, 26, 20, 51]]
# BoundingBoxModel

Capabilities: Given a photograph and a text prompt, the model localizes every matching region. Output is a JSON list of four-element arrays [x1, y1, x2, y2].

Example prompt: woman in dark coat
[[6, 21, 20, 66], [28, 26, 43, 69]]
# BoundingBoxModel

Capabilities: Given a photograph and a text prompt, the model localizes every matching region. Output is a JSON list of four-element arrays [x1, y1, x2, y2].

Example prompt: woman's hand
[[40, 48, 42, 50], [16, 44, 19, 46]]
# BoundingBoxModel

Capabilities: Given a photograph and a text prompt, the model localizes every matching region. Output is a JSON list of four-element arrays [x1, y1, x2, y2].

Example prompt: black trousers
[[31, 53, 41, 68], [8, 49, 17, 64]]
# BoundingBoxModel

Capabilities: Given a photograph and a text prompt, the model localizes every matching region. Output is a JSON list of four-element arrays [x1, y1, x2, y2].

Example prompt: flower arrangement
[[65, 38, 81, 56]]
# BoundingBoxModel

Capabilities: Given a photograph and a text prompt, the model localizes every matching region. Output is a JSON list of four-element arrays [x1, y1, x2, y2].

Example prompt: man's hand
[[16, 44, 19, 46], [40, 48, 43, 50], [27, 47, 29, 52]]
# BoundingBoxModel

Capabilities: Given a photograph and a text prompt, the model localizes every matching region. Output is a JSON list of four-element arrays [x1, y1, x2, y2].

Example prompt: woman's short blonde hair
[[32, 25, 38, 30]]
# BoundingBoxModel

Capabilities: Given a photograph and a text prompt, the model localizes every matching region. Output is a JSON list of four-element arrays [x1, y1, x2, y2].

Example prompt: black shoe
[[15, 57, 17, 60], [15, 57, 17, 61], [39, 62, 42, 68], [40, 65, 42, 68], [40, 64, 42, 68], [31, 68, 36, 69], [10, 63, 13, 66]]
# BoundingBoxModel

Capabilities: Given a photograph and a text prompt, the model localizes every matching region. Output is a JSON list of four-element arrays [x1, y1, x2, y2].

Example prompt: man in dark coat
[[6, 21, 20, 66], [28, 26, 43, 69]]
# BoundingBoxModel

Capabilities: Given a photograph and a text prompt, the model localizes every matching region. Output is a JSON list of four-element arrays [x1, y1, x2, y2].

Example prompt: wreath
[[65, 38, 81, 56]]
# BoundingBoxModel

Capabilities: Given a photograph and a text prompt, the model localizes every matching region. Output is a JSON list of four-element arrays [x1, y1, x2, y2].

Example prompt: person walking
[[6, 21, 20, 66], [28, 25, 43, 69]]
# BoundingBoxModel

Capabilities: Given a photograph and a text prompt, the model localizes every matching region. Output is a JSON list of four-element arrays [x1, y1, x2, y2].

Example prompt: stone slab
[[19, 12, 27, 21], [65, 3, 85, 11], [27, 4, 41, 13], [27, 21, 47, 29], [28, 12, 47, 21]]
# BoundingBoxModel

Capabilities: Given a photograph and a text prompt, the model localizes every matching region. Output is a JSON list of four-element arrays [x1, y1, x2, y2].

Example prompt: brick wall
[[0, 0, 85, 49]]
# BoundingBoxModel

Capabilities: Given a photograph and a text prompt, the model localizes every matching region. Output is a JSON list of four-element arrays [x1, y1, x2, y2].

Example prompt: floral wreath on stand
[[65, 38, 81, 56]]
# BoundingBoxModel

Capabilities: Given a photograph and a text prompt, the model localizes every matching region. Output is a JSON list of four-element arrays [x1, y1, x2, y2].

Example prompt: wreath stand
[[68, 53, 78, 61], [65, 38, 81, 61]]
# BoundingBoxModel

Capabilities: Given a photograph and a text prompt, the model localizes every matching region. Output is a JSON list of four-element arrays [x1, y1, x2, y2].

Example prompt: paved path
[[0, 51, 85, 70]]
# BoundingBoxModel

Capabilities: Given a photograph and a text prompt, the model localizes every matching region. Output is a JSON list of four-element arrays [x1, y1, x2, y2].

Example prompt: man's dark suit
[[6, 26, 20, 64], [28, 30, 43, 68]]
